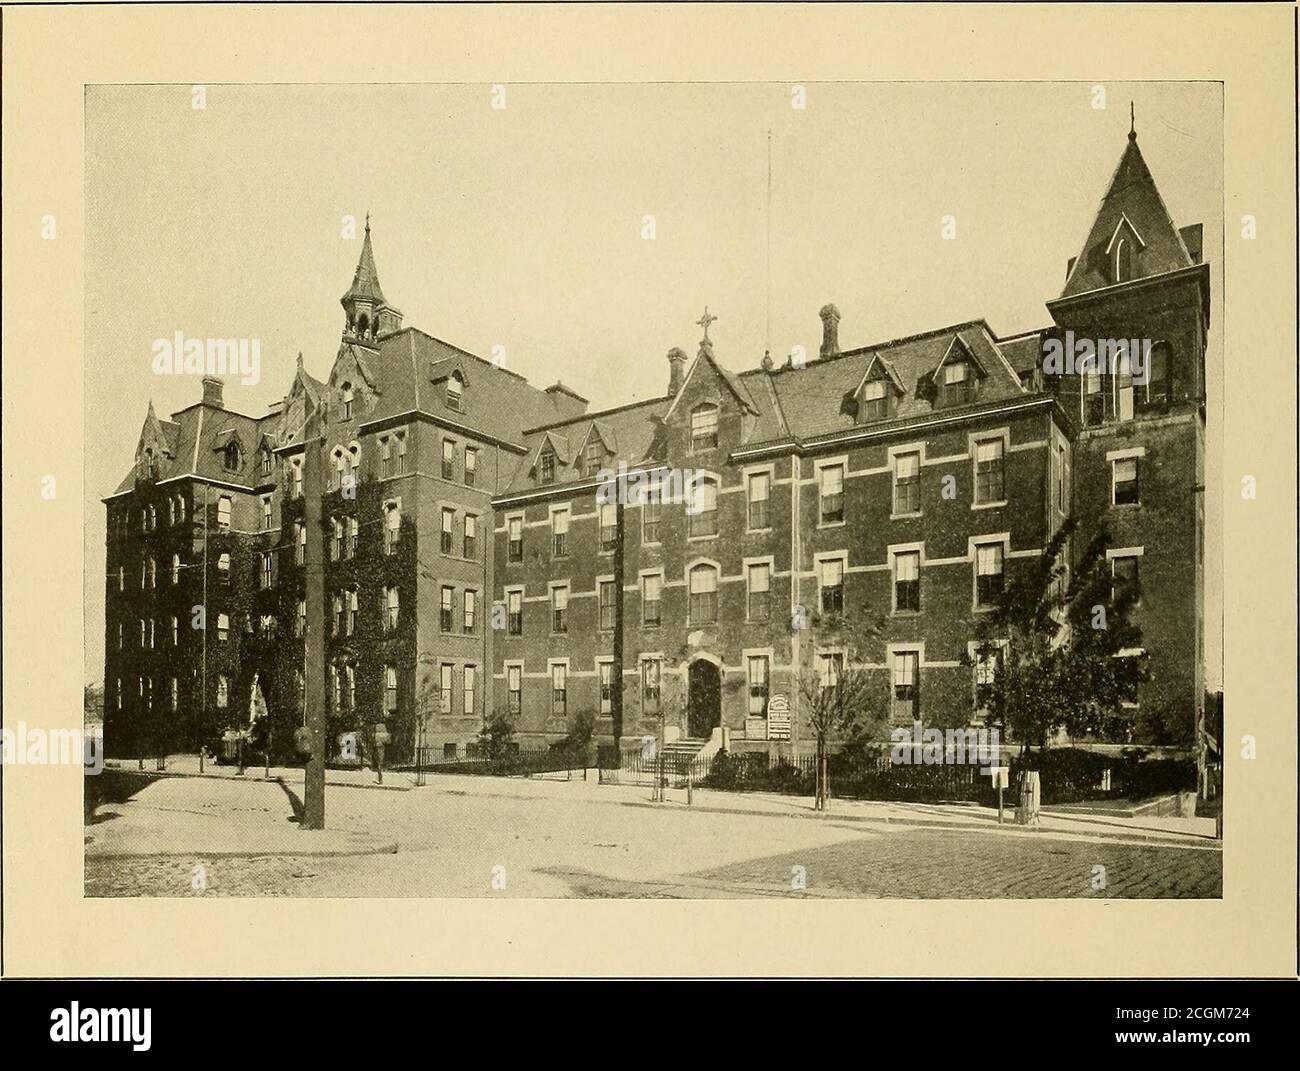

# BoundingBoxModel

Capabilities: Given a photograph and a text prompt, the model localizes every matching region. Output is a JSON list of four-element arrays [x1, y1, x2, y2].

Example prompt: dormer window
[[446, 371, 464, 412], [583, 440, 603, 477], [223, 442, 242, 472], [690, 403, 719, 451], [259, 448, 272, 478], [941, 361, 973, 405], [539, 449, 556, 483], [341, 382, 354, 421], [1114, 237, 1133, 283], [861, 379, 888, 420]]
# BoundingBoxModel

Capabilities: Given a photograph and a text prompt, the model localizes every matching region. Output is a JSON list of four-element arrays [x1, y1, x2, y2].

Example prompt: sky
[[84, 80, 1223, 686]]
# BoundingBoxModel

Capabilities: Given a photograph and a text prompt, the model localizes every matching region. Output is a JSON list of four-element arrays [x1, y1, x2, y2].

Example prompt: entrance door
[[687, 659, 721, 739]]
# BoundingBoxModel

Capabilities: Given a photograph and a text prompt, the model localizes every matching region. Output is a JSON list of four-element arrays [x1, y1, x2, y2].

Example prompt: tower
[[340, 215, 403, 343]]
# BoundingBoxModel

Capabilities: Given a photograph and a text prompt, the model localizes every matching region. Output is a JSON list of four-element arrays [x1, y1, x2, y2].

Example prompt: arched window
[[687, 476, 719, 538], [446, 371, 464, 411], [260, 448, 272, 477], [341, 382, 354, 420], [690, 403, 719, 450], [1115, 237, 1133, 283], [223, 442, 242, 472], [171, 553, 181, 585], [688, 564, 719, 624]]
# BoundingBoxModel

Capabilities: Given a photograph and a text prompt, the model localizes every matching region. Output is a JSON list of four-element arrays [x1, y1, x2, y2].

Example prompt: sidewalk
[[103, 754, 413, 791]]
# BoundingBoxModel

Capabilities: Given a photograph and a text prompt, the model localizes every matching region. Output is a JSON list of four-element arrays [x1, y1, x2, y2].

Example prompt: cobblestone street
[[85, 771, 1221, 899]]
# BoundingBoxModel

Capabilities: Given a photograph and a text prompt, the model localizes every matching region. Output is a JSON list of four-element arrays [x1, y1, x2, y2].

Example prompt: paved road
[[85, 776, 1220, 899]]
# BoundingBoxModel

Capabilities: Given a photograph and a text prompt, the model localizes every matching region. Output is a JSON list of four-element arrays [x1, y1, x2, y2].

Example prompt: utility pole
[[301, 399, 327, 830]]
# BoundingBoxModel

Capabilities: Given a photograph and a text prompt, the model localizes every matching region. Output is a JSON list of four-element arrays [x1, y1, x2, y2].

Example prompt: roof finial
[[696, 306, 717, 343], [364, 211, 371, 233], [1129, 101, 1136, 141]]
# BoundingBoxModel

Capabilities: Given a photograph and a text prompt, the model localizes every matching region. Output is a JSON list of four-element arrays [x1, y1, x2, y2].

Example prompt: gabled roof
[[852, 353, 906, 396], [1060, 129, 1194, 299], [928, 334, 988, 383], [663, 341, 759, 422]]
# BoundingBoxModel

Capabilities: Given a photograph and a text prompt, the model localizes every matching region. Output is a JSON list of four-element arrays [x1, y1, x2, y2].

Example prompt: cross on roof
[[696, 306, 717, 342]]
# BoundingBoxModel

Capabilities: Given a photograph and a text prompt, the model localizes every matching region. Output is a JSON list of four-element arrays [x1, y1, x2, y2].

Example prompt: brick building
[[103, 122, 1209, 762]]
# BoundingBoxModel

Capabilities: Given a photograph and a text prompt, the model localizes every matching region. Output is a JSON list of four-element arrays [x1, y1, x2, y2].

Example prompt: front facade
[[103, 122, 1210, 762]]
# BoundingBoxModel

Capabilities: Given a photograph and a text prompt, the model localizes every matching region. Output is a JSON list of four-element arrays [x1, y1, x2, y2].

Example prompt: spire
[[341, 213, 386, 308], [339, 215, 401, 341]]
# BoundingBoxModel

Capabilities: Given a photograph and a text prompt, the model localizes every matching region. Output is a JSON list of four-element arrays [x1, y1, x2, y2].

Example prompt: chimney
[[819, 304, 841, 360], [201, 376, 225, 409], [667, 347, 688, 394]]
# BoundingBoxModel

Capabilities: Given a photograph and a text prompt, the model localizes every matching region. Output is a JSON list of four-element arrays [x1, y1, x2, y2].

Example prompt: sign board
[[983, 765, 1010, 789], [767, 693, 791, 740]]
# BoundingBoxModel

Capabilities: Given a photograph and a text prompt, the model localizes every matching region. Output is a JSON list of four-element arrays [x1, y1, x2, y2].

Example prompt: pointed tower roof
[[340, 214, 387, 307], [1059, 115, 1194, 299]]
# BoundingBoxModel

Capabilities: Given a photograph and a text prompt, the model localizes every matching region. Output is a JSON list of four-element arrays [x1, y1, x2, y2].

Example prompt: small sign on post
[[983, 765, 1010, 824]]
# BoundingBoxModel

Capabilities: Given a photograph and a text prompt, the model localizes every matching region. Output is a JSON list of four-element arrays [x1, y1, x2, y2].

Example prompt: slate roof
[[1059, 131, 1194, 299]]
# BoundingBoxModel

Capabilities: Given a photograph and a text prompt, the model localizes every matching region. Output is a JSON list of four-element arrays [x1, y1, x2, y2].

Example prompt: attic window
[[583, 439, 604, 477], [690, 404, 719, 451], [940, 361, 973, 405], [341, 383, 354, 421], [223, 442, 242, 472], [539, 449, 556, 483], [861, 379, 888, 420], [259, 448, 272, 478], [1114, 237, 1133, 283], [447, 371, 464, 412]]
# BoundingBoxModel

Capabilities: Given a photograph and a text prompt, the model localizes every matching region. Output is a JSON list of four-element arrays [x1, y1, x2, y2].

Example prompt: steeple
[[1059, 118, 1195, 298], [340, 215, 402, 342]]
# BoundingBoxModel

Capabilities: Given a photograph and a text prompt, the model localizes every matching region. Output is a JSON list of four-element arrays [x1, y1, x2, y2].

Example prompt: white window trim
[[888, 541, 925, 615], [743, 462, 776, 532], [887, 442, 926, 520], [813, 455, 849, 529], [969, 533, 1012, 613], [1109, 453, 1143, 507], [969, 427, 1011, 511]]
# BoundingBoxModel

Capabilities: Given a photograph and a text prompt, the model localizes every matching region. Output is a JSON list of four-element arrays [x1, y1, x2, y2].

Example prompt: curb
[[85, 838, 401, 861]]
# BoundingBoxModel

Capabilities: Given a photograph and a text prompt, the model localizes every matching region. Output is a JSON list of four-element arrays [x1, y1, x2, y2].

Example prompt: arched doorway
[[687, 659, 721, 739]]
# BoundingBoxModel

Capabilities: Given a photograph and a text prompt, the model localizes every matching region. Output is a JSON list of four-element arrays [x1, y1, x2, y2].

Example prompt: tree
[[971, 518, 1148, 751], [793, 609, 888, 810], [478, 705, 517, 760]]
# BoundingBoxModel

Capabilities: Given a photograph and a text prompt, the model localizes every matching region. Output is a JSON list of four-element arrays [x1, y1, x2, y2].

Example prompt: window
[[507, 590, 522, 635], [216, 552, 230, 580], [861, 378, 888, 420], [261, 495, 272, 529], [1114, 237, 1132, 282], [747, 472, 770, 529], [1114, 349, 1135, 422], [139, 558, 147, 589], [176, 495, 186, 523], [819, 464, 845, 524], [291, 458, 303, 498], [441, 587, 454, 632], [117, 565, 125, 591], [1111, 554, 1141, 605], [893, 452, 920, 514], [642, 574, 661, 627], [330, 666, 340, 712], [551, 585, 569, 633], [599, 502, 617, 551], [599, 661, 614, 715], [1113, 457, 1140, 506], [818, 652, 844, 703], [296, 599, 306, 638], [346, 588, 358, 635], [507, 665, 522, 715], [462, 446, 475, 486], [463, 589, 477, 633], [891, 651, 920, 720], [439, 664, 453, 714], [583, 439, 603, 477], [385, 586, 399, 632], [332, 449, 345, 491], [346, 663, 357, 712], [442, 439, 456, 480], [688, 477, 718, 537], [539, 449, 556, 483], [331, 517, 343, 561], [441, 508, 455, 554], [217, 613, 229, 642], [223, 443, 242, 472], [641, 659, 662, 714], [341, 382, 354, 420], [384, 503, 400, 554], [1141, 343, 1169, 409], [148, 618, 155, 649], [747, 562, 771, 621], [688, 564, 718, 624], [690, 404, 719, 451], [975, 543, 1005, 607], [260, 449, 273, 479], [332, 595, 343, 636], [168, 498, 176, 526], [171, 554, 181, 585], [820, 557, 845, 614], [446, 371, 464, 411], [115, 679, 122, 711], [642, 486, 661, 543], [507, 516, 523, 562], [455, 512, 475, 560], [385, 665, 398, 715], [216, 675, 229, 709], [117, 622, 123, 650], [893, 551, 920, 612], [216, 496, 231, 530], [1056, 443, 1067, 511], [550, 664, 567, 717], [259, 552, 273, 589], [974, 439, 1005, 505], [170, 616, 179, 647], [974, 645, 1002, 715], [295, 521, 306, 565], [258, 613, 276, 641], [599, 580, 616, 630], [551, 509, 569, 557], [380, 436, 392, 478], [170, 677, 179, 713], [747, 656, 770, 716], [462, 665, 476, 715], [942, 360, 973, 404], [1084, 368, 1105, 424]]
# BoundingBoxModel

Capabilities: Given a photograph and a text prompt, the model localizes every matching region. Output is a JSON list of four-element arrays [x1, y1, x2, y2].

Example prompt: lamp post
[[373, 722, 390, 785]]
